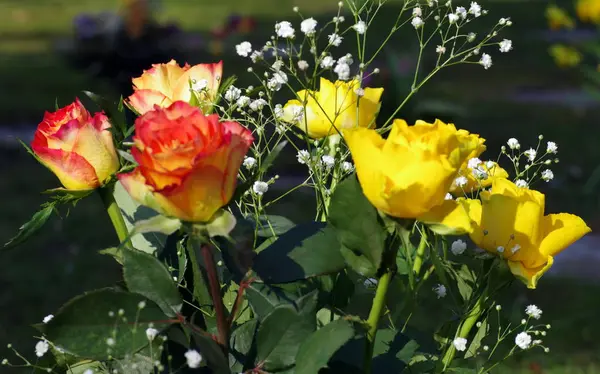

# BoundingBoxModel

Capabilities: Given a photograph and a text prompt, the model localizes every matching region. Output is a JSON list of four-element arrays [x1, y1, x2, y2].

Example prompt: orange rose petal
[[128, 89, 172, 115], [33, 146, 100, 190]]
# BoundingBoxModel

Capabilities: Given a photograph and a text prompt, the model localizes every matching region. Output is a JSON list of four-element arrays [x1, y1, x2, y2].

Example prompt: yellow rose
[[577, 0, 600, 23], [549, 44, 582, 68], [282, 78, 383, 139], [344, 119, 484, 233], [463, 178, 591, 289], [450, 160, 509, 195], [546, 4, 576, 30]]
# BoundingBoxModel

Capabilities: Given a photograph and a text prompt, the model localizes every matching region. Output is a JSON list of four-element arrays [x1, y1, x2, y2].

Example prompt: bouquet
[[3, 1, 591, 373]]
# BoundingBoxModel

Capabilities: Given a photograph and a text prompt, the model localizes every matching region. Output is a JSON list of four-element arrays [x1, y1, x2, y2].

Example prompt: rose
[[118, 101, 253, 222], [577, 0, 600, 24], [31, 98, 119, 190], [344, 119, 484, 233], [127, 59, 223, 115], [450, 160, 509, 195], [462, 178, 591, 288], [282, 78, 383, 139]]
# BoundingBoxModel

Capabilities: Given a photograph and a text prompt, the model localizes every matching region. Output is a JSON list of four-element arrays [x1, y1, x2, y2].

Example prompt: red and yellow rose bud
[[344, 119, 484, 234], [282, 78, 383, 139], [31, 98, 119, 190], [462, 178, 591, 289], [127, 59, 223, 115], [118, 101, 253, 223]]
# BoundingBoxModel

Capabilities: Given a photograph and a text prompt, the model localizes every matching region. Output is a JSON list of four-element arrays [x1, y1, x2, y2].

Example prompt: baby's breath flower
[[225, 86, 241, 102], [253, 181, 269, 195], [334, 62, 351, 80], [511, 244, 521, 253], [146, 327, 159, 341], [298, 60, 309, 71], [499, 39, 513, 53], [243, 157, 257, 170], [451, 239, 467, 255], [469, 2, 482, 17], [342, 161, 354, 172], [525, 305, 543, 319], [448, 13, 459, 24], [249, 99, 267, 111], [454, 176, 468, 187], [191, 79, 208, 92], [524, 148, 537, 162], [515, 332, 532, 349], [436, 45, 446, 54], [445, 192, 453, 200], [546, 141, 558, 154], [355, 87, 365, 96], [411, 16, 424, 28], [275, 21, 295, 38], [321, 155, 335, 169], [515, 179, 528, 188], [272, 60, 284, 71], [467, 32, 476, 42], [453, 337, 468, 351], [433, 284, 447, 298], [320, 56, 336, 69], [480, 53, 492, 69], [413, 7, 422, 17], [301, 18, 318, 35], [328, 33, 343, 47], [236, 41, 252, 57], [106, 338, 116, 346], [353, 20, 367, 34], [185, 350, 203, 369], [236, 96, 250, 108], [35, 340, 49, 357], [496, 246, 505, 253], [250, 50, 263, 63], [297, 150, 311, 164], [507, 138, 520, 149], [541, 169, 554, 182], [456, 6, 467, 19], [467, 157, 482, 169], [42, 314, 54, 323]]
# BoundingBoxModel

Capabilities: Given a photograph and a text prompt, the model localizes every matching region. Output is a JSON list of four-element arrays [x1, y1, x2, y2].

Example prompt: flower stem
[[441, 293, 486, 371], [364, 268, 393, 373], [98, 184, 130, 247], [412, 229, 428, 276], [200, 243, 229, 351]]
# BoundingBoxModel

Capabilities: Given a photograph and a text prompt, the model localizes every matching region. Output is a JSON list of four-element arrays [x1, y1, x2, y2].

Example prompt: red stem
[[201, 244, 229, 351]]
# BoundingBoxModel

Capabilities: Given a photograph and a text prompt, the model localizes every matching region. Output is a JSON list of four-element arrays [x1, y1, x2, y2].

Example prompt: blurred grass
[[1, 0, 600, 373]]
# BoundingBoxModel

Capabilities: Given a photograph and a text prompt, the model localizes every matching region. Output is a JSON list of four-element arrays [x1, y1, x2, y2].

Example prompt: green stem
[[200, 243, 229, 351], [98, 184, 130, 246], [364, 269, 393, 373], [412, 230, 428, 276], [441, 293, 486, 371]]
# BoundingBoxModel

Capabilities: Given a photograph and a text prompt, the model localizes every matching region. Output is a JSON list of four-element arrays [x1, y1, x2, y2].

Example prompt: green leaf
[[186, 239, 214, 310], [43, 188, 94, 203], [43, 288, 172, 360], [112, 354, 155, 373], [4, 202, 55, 250], [246, 282, 315, 320], [123, 248, 183, 317], [191, 332, 230, 374], [328, 175, 386, 276], [83, 91, 127, 139], [453, 264, 476, 302], [259, 140, 288, 174], [230, 319, 258, 371], [252, 222, 346, 283], [133, 215, 181, 236], [251, 215, 296, 237], [256, 300, 317, 371], [114, 181, 168, 255], [117, 149, 137, 165], [224, 283, 251, 324], [66, 360, 106, 374], [465, 318, 488, 359], [295, 319, 355, 374]]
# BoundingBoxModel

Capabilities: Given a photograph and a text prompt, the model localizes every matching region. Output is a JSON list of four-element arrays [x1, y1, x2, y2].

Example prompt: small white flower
[[249, 99, 268, 111], [445, 192, 454, 200], [236, 96, 251, 108], [83, 370, 93, 374], [274, 104, 284, 119], [286, 104, 305, 123], [546, 141, 558, 154], [525, 305, 543, 319], [328, 33, 343, 47], [515, 179, 528, 188], [511, 244, 521, 253], [469, 2, 482, 17], [342, 161, 354, 172], [411, 16, 424, 28], [507, 138, 520, 149], [42, 314, 54, 324], [448, 13, 459, 24], [541, 169, 554, 182], [453, 337, 468, 352], [339, 54, 353, 65], [321, 155, 335, 169], [273, 71, 288, 84], [300, 18, 318, 35], [35, 340, 49, 358], [191, 79, 208, 92], [467, 32, 477, 42], [355, 87, 365, 96], [499, 39, 512, 53], [298, 60, 309, 71], [451, 239, 467, 255], [272, 60, 284, 71], [436, 45, 446, 54], [185, 349, 203, 368], [334, 62, 351, 80], [472, 166, 488, 180], [243, 157, 257, 170], [455, 6, 467, 19], [320, 56, 336, 68], [499, 17, 507, 25], [146, 327, 159, 341], [433, 284, 447, 299], [106, 338, 115, 346], [275, 21, 295, 38], [454, 176, 468, 187], [353, 20, 367, 34], [236, 41, 253, 57], [485, 160, 495, 169], [524, 148, 537, 162], [479, 53, 492, 69], [515, 332, 532, 349], [413, 7, 422, 17], [224, 86, 241, 101], [467, 157, 482, 169], [297, 150, 311, 164], [250, 50, 263, 63], [496, 246, 505, 253], [253, 181, 269, 195]]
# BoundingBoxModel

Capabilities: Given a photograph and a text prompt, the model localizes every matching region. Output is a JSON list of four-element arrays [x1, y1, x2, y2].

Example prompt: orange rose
[[118, 101, 253, 222], [31, 98, 119, 190], [127, 59, 223, 115]]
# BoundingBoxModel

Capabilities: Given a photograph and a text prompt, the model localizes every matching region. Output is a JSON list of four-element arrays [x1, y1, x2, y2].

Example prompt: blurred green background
[[1, 0, 599, 373]]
